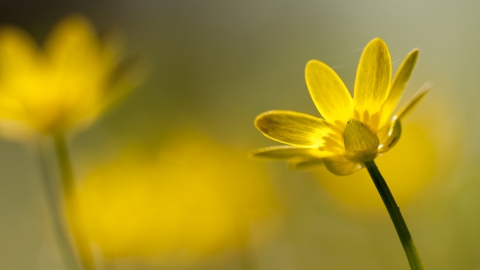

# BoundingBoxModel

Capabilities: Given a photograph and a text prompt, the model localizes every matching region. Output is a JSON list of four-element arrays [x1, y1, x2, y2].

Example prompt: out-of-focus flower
[[67, 130, 279, 263], [0, 14, 138, 136], [251, 38, 430, 175]]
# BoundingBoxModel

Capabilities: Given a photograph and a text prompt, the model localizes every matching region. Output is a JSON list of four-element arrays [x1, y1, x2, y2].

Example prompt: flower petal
[[255, 110, 335, 147], [45, 14, 101, 70], [324, 155, 363, 176], [305, 60, 353, 126], [394, 82, 432, 121], [354, 38, 392, 124], [44, 14, 105, 107], [249, 145, 331, 160], [378, 119, 402, 153], [289, 157, 325, 171], [380, 49, 419, 127], [0, 26, 38, 92], [0, 98, 28, 121]]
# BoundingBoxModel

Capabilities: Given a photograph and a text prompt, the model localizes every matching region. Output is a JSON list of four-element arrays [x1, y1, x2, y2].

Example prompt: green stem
[[37, 139, 80, 270], [364, 160, 423, 270], [53, 133, 95, 270]]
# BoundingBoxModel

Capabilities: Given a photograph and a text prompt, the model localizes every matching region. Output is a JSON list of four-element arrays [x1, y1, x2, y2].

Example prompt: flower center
[[343, 119, 379, 162]]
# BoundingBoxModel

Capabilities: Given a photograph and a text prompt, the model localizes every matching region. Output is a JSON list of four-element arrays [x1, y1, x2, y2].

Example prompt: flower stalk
[[53, 133, 95, 270], [37, 140, 80, 270], [364, 160, 423, 270]]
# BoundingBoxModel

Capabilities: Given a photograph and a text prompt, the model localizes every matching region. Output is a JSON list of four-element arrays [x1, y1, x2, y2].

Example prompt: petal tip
[[423, 80, 433, 89], [248, 148, 260, 159], [407, 48, 420, 60], [364, 38, 389, 55], [254, 111, 275, 131], [368, 37, 387, 46], [305, 59, 324, 71], [58, 13, 94, 28]]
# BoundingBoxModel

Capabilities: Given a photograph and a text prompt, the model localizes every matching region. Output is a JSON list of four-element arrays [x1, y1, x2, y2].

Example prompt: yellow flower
[[251, 38, 431, 175], [0, 14, 137, 135]]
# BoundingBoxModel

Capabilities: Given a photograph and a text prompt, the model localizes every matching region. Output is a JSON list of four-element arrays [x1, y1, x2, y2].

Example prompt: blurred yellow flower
[[67, 131, 279, 263], [252, 38, 430, 175], [0, 14, 137, 135]]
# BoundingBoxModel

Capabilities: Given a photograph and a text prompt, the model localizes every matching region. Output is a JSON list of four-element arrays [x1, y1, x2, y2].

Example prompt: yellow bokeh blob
[[67, 131, 279, 263]]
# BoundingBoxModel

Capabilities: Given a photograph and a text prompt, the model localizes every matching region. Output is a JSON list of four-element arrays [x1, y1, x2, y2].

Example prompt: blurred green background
[[0, 0, 477, 269]]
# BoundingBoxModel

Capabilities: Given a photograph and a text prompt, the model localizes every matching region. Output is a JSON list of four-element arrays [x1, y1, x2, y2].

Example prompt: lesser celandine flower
[[251, 38, 430, 176], [251, 38, 430, 270], [0, 14, 137, 135], [67, 131, 278, 266]]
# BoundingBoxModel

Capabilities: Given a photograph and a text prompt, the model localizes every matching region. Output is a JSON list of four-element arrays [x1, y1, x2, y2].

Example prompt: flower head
[[251, 38, 431, 175], [0, 14, 138, 135]]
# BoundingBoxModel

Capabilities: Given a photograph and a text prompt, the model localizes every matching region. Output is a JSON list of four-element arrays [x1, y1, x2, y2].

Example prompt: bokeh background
[[0, 0, 477, 269]]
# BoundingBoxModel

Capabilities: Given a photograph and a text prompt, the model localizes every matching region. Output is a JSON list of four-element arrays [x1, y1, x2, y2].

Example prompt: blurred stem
[[37, 139, 80, 270], [364, 160, 423, 270], [53, 133, 95, 270]]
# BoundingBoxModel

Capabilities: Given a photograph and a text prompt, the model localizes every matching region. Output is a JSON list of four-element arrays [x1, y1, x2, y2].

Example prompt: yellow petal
[[85, 56, 143, 123], [380, 49, 419, 127], [44, 14, 104, 106], [254, 110, 335, 147], [45, 14, 101, 69], [0, 98, 28, 121], [394, 81, 432, 121], [354, 38, 392, 123], [378, 120, 402, 153], [40, 14, 111, 133], [324, 155, 363, 176], [0, 26, 38, 90], [289, 157, 324, 171], [305, 60, 353, 127], [249, 145, 329, 160]]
